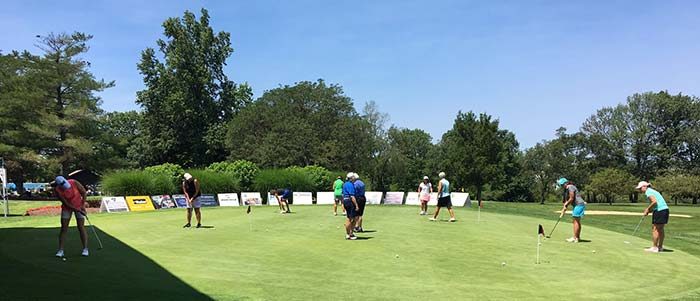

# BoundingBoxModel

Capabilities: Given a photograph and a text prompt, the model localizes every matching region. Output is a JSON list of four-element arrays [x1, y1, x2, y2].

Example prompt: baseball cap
[[423, 176, 429, 180], [184, 173, 193, 180], [556, 178, 568, 187], [635, 181, 651, 189], [55, 176, 71, 189]]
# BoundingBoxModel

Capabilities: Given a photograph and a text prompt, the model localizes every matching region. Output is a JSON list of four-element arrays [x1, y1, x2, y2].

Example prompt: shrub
[[206, 160, 259, 191], [253, 169, 315, 194], [145, 163, 185, 186], [101, 170, 176, 196], [190, 169, 240, 194]]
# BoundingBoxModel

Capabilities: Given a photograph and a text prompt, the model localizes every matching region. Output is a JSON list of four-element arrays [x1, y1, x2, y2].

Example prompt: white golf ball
[[62, 257, 66, 262], [592, 250, 596, 253], [395, 254, 399, 258], [501, 262, 506, 266]]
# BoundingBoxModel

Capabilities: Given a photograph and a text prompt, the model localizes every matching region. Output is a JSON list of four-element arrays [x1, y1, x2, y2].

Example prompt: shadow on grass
[[0, 226, 213, 301]]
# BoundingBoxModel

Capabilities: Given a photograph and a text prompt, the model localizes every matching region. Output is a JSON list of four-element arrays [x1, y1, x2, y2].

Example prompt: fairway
[[2, 205, 700, 300]]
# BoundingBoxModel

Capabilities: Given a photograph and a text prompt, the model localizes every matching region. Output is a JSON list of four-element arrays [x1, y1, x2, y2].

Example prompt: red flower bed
[[25, 206, 100, 216]]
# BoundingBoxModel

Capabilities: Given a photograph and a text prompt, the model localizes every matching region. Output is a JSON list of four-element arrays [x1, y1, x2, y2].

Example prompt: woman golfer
[[182, 173, 202, 228], [53, 176, 89, 257], [636, 181, 669, 253], [430, 172, 456, 222], [557, 178, 585, 243], [417, 176, 432, 215]]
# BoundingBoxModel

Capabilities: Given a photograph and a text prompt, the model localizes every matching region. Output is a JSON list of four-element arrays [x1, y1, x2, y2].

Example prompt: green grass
[[1, 203, 699, 300]]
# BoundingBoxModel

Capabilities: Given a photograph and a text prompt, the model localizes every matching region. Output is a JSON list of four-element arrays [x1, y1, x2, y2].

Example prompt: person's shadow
[[0, 226, 214, 300]]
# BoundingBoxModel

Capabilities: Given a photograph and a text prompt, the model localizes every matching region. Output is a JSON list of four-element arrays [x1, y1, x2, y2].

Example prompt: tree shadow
[[0, 227, 213, 301]]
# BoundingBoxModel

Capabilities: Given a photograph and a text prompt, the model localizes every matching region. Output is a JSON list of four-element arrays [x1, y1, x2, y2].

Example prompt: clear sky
[[2, 1, 699, 148]]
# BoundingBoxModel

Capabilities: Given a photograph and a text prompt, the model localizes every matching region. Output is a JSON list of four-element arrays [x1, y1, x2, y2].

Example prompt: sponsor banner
[[0, 168, 6, 187], [267, 192, 279, 206], [293, 192, 313, 205], [316, 192, 336, 205], [384, 192, 404, 205], [100, 196, 129, 213], [125, 196, 155, 211], [451, 192, 471, 207], [172, 194, 188, 208], [217, 193, 240, 207], [405, 192, 420, 205], [198, 194, 219, 207], [365, 191, 383, 205], [241, 192, 262, 206], [151, 195, 177, 209]]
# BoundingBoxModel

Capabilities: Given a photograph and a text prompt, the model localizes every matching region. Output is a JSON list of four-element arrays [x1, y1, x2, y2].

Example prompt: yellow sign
[[125, 196, 155, 212]]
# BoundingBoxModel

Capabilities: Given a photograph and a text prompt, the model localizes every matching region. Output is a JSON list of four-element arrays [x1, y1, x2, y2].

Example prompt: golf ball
[[592, 250, 596, 253], [62, 257, 66, 261], [501, 262, 506, 266], [395, 254, 399, 258]]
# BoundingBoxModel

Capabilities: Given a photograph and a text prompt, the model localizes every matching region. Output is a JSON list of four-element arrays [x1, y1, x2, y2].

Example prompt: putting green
[[1, 205, 699, 300]]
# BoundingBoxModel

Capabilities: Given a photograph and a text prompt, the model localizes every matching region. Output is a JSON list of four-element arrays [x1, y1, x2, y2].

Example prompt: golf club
[[84, 212, 104, 249], [546, 215, 563, 238], [624, 215, 646, 244]]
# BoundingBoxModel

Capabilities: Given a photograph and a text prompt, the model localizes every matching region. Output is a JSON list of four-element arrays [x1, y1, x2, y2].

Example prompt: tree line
[[2, 9, 699, 204]]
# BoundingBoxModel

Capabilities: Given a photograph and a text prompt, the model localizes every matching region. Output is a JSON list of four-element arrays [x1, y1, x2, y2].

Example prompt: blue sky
[[2, 1, 699, 148]]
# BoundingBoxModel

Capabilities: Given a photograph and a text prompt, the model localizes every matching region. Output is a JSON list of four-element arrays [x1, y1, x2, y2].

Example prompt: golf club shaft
[[631, 215, 645, 237], [85, 214, 104, 249], [547, 217, 561, 238]]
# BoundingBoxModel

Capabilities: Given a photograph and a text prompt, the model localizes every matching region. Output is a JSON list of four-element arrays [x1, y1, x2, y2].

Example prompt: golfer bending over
[[342, 173, 359, 240], [54, 176, 89, 257], [636, 181, 669, 253], [557, 178, 586, 243], [182, 173, 202, 228], [430, 172, 456, 222], [273, 187, 292, 214]]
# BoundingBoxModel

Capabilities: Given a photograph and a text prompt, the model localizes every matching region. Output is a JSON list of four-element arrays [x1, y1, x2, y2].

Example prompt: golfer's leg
[[186, 208, 193, 223], [77, 217, 88, 249], [448, 208, 455, 218], [652, 225, 659, 248], [433, 207, 441, 219], [58, 218, 70, 250], [194, 208, 202, 224], [573, 218, 581, 239], [658, 224, 665, 249], [333, 202, 337, 214]]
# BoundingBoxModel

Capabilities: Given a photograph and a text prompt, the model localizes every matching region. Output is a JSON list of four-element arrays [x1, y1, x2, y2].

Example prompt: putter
[[625, 215, 646, 244], [84, 213, 104, 249], [546, 215, 563, 238]]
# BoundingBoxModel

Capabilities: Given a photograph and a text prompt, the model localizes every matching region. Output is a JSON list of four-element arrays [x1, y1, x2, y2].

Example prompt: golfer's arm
[[76, 182, 87, 205], [182, 183, 190, 200], [194, 180, 201, 196], [351, 196, 358, 208], [437, 183, 443, 196], [646, 196, 657, 212], [56, 193, 77, 211], [562, 192, 574, 209]]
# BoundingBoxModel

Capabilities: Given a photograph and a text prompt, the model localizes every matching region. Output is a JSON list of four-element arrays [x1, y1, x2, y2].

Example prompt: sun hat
[[635, 181, 651, 189]]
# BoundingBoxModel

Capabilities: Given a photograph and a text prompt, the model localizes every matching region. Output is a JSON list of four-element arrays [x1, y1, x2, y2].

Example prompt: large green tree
[[373, 127, 433, 191], [136, 8, 252, 167], [440, 111, 519, 201], [225, 80, 372, 170], [0, 33, 112, 189]]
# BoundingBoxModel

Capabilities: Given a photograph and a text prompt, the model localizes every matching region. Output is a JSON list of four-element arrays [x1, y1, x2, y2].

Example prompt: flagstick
[[477, 205, 481, 223], [537, 234, 542, 264]]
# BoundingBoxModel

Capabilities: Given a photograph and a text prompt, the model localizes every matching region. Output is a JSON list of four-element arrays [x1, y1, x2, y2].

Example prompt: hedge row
[[101, 162, 344, 196]]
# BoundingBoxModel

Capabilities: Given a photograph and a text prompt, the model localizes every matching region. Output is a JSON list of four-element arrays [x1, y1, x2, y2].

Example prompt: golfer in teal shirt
[[636, 181, 669, 253]]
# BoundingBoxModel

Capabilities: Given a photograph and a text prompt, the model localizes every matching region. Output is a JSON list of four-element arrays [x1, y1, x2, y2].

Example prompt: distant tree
[[136, 8, 252, 167], [654, 173, 700, 205], [225, 80, 372, 170], [441, 111, 519, 201], [587, 168, 636, 205], [92, 111, 142, 170], [375, 127, 433, 191]]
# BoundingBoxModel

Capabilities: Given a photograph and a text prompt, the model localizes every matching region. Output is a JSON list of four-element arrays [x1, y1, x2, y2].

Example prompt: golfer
[[636, 181, 669, 253], [353, 173, 366, 233], [273, 187, 292, 214], [430, 172, 456, 222], [333, 176, 345, 216], [182, 173, 202, 228], [418, 176, 432, 215], [53, 176, 89, 257], [342, 172, 359, 240], [557, 178, 586, 243]]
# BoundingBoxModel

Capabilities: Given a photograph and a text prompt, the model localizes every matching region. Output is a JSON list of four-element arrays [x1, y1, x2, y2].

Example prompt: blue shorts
[[342, 198, 358, 220], [572, 205, 585, 218]]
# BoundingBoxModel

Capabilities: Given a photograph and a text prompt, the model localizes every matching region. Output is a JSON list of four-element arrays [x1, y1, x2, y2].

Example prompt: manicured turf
[[1, 203, 700, 300]]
